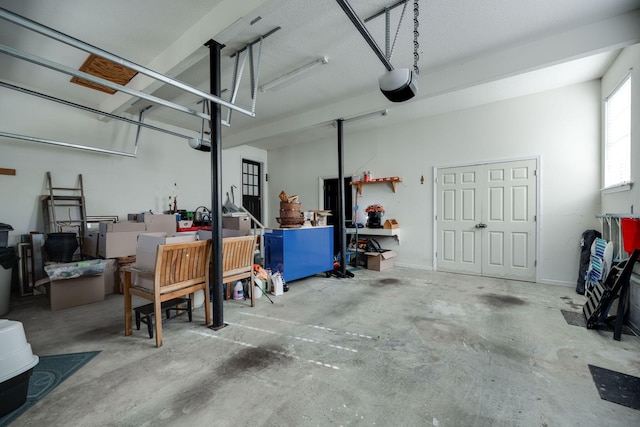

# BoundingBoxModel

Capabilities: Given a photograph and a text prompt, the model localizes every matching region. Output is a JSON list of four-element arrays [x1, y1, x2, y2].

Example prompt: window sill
[[601, 182, 633, 194]]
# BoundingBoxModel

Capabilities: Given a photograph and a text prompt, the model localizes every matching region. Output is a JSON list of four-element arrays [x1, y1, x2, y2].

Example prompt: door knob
[[475, 223, 487, 229]]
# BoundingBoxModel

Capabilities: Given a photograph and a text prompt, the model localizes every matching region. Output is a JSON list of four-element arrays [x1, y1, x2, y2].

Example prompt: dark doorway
[[242, 159, 262, 223], [323, 177, 353, 255]]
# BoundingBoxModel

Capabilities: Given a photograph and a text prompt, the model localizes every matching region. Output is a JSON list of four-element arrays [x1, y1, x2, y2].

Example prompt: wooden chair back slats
[[156, 242, 209, 288], [220, 235, 258, 307], [222, 236, 255, 272]]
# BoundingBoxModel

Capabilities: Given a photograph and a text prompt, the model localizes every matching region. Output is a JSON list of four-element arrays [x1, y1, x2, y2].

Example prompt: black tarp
[[576, 229, 601, 295]]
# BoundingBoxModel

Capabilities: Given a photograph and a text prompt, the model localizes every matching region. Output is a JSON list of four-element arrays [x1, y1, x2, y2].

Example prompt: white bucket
[[192, 290, 204, 308], [254, 279, 263, 299]]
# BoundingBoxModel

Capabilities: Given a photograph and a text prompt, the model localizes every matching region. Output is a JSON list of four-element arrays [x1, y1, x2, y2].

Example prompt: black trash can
[[0, 223, 15, 316], [0, 223, 12, 248]]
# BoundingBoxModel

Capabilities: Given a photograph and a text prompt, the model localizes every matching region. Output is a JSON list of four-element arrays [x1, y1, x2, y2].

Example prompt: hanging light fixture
[[259, 57, 328, 92]]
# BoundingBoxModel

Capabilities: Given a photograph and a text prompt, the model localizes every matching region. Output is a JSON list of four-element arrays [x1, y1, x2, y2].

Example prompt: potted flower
[[365, 204, 384, 228]]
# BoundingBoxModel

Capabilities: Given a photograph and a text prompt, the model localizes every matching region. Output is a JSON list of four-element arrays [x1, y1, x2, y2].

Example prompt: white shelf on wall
[[596, 214, 640, 261], [346, 227, 400, 244]]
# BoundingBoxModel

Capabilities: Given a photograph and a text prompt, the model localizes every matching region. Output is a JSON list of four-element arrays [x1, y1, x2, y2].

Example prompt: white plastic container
[[233, 281, 244, 300], [254, 279, 263, 299], [0, 319, 39, 417]]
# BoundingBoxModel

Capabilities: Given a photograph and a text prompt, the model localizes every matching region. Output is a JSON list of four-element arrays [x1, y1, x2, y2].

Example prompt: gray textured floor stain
[[218, 345, 290, 377], [480, 293, 526, 307], [371, 277, 401, 287], [560, 296, 582, 310]]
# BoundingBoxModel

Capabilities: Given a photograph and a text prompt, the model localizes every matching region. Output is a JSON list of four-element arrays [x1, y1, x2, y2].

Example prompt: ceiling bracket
[[134, 106, 153, 155], [225, 32, 268, 125], [335, 0, 394, 71], [384, 1, 408, 61]]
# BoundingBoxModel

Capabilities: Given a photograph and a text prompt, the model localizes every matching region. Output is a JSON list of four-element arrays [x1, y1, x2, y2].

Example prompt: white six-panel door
[[436, 159, 537, 282]]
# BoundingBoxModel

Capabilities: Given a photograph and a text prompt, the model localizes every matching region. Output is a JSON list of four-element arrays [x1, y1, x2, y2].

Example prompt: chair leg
[[250, 275, 255, 308], [147, 314, 154, 339], [204, 285, 211, 325], [187, 298, 193, 322], [135, 310, 141, 330], [154, 299, 163, 347], [124, 271, 133, 336]]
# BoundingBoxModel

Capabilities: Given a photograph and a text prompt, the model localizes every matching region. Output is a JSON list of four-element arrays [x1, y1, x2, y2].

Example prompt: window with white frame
[[604, 74, 631, 189]]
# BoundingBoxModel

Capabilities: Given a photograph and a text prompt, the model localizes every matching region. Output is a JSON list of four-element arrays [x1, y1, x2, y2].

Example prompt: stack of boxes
[[91, 213, 178, 259], [83, 213, 176, 295]]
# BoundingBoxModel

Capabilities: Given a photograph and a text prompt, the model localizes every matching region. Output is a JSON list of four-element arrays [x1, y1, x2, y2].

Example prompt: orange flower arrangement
[[365, 204, 385, 213]]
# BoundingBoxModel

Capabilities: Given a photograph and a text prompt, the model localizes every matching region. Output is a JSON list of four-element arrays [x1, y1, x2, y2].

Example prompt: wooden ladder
[[41, 171, 88, 258]]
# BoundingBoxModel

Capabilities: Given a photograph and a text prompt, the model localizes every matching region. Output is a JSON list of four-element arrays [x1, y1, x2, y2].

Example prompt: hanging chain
[[387, 1, 408, 61], [413, 0, 420, 75]]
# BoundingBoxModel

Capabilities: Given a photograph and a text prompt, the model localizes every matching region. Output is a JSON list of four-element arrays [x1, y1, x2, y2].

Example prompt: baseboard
[[394, 262, 433, 271], [537, 278, 575, 287]]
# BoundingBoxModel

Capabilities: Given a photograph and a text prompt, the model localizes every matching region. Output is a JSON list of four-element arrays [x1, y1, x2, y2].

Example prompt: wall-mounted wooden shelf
[[350, 177, 402, 194], [346, 227, 401, 244]]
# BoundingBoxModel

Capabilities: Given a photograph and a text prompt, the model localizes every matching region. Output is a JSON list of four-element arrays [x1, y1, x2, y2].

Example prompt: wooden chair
[[222, 235, 258, 307], [123, 240, 211, 347]]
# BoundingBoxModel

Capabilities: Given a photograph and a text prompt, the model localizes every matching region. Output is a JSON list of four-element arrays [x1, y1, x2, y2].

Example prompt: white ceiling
[[1, 0, 639, 151]]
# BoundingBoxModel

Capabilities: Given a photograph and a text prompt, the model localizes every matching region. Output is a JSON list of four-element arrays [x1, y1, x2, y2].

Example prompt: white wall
[[600, 44, 640, 329], [0, 86, 267, 246], [267, 81, 603, 286]]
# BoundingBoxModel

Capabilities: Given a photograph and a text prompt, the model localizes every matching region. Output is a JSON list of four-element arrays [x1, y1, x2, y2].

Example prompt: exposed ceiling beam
[[98, 0, 271, 116], [223, 9, 640, 148]]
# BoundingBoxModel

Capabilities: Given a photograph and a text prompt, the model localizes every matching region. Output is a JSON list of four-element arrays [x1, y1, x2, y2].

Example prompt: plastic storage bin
[[44, 259, 106, 281], [0, 319, 39, 417]]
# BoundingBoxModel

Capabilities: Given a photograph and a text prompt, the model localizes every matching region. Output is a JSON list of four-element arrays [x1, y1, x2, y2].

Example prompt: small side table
[[134, 298, 192, 339]]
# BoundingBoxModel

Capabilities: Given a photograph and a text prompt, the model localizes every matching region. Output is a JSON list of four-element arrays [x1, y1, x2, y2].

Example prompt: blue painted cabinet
[[263, 226, 334, 282]]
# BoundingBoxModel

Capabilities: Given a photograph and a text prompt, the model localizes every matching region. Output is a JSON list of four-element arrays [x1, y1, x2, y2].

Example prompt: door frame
[[433, 156, 542, 282], [241, 158, 264, 224], [318, 175, 355, 213]]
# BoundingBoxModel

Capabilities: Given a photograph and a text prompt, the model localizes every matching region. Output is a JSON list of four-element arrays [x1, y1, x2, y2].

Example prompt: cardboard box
[[222, 215, 251, 232], [99, 221, 146, 234], [384, 219, 399, 229], [102, 258, 118, 295], [116, 256, 136, 294], [49, 275, 105, 310], [135, 232, 197, 290], [82, 231, 99, 258], [98, 231, 144, 258], [364, 250, 397, 271], [313, 210, 331, 227], [198, 229, 246, 239], [143, 214, 177, 234]]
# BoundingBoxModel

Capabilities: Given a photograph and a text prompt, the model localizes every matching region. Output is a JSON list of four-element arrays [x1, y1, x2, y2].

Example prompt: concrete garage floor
[[5, 267, 640, 426]]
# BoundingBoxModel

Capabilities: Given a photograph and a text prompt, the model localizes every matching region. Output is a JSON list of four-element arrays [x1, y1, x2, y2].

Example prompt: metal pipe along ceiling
[[0, 43, 213, 122], [0, 7, 255, 118], [0, 82, 191, 140], [0, 132, 138, 157]]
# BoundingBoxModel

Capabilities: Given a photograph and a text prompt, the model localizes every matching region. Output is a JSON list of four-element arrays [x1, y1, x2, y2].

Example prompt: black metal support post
[[206, 39, 226, 330], [337, 119, 347, 277]]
